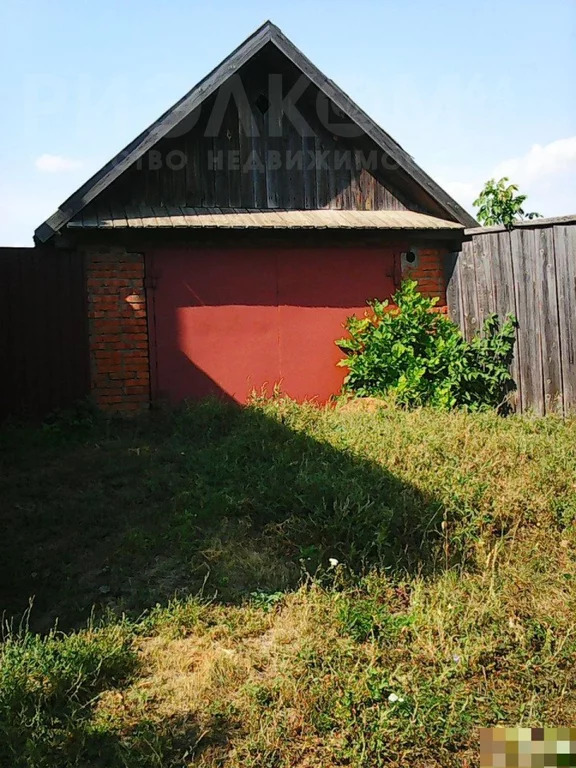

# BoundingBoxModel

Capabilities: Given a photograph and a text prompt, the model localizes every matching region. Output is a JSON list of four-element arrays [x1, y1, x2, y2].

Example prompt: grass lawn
[[1, 397, 575, 767]]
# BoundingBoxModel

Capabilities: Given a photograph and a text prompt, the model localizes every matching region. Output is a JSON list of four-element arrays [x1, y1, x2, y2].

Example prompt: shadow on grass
[[70, 713, 232, 768], [0, 398, 444, 632], [2, 697, 233, 768]]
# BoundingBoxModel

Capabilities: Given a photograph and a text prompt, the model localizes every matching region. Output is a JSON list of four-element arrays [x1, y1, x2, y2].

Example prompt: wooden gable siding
[[93, 45, 424, 215]]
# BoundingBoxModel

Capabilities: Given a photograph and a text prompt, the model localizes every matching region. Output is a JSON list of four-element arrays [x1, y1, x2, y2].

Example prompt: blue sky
[[1, 0, 574, 245]]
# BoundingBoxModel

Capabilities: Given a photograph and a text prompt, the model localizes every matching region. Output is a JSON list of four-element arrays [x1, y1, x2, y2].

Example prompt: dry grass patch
[[91, 528, 576, 767]]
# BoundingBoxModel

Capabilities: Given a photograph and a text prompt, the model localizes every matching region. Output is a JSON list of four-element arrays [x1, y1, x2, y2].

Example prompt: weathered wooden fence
[[447, 215, 576, 415], [0, 247, 90, 420]]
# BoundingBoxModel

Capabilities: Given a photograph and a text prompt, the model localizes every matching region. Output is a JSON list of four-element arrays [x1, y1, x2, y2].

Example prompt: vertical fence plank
[[445, 252, 462, 327], [491, 231, 522, 411], [30, 247, 49, 416], [0, 255, 14, 418], [46, 250, 63, 411], [510, 228, 545, 415], [535, 226, 563, 413], [554, 225, 576, 412], [14, 253, 29, 413], [458, 241, 478, 340], [474, 234, 495, 319]]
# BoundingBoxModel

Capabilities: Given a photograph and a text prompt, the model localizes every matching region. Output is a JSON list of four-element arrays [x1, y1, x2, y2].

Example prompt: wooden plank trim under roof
[[124, 205, 144, 228], [166, 206, 188, 227], [138, 203, 158, 227], [67, 207, 464, 231]]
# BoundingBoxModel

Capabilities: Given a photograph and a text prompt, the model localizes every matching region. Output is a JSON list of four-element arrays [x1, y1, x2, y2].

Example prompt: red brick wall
[[85, 247, 150, 412], [401, 247, 447, 310]]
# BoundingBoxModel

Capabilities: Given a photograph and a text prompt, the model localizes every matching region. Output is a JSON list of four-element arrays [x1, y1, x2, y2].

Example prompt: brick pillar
[[402, 248, 447, 310], [85, 247, 150, 412]]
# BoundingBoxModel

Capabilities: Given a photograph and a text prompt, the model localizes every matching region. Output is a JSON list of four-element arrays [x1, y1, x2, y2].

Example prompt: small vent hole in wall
[[401, 248, 420, 271]]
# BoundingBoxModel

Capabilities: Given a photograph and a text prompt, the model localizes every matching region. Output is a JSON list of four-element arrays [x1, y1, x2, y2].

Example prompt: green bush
[[0, 624, 137, 767], [337, 279, 517, 411]]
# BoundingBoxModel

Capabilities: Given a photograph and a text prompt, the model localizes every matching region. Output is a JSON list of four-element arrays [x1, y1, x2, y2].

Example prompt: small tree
[[473, 177, 541, 228]]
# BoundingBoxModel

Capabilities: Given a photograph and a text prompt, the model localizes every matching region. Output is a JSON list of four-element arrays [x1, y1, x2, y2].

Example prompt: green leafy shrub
[[337, 279, 517, 411], [0, 624, 137, 767]]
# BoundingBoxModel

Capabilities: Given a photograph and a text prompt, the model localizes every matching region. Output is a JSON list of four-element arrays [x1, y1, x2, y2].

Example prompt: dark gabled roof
[[35, 20, 478, 242]]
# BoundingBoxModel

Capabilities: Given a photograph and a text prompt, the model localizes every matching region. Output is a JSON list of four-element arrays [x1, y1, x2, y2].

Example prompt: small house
[[35, 21, 475, 411]]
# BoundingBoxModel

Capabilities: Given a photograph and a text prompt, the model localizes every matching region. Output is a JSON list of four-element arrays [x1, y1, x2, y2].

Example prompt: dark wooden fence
[[0, 247, 90, 420], [447, 215, 576, 415]]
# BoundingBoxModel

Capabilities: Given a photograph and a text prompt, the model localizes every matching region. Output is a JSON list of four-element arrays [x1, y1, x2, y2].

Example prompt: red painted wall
[[149, 247, 398, 404]]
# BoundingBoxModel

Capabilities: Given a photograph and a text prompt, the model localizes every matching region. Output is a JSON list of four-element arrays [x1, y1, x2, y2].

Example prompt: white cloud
[[494, 136, 576, 185], [35, 153, 83, 173], [442, 136, 576, 218]]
